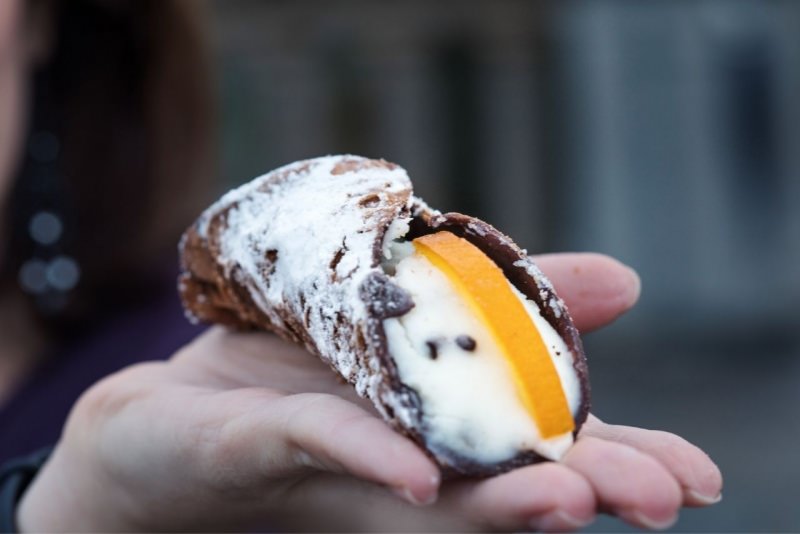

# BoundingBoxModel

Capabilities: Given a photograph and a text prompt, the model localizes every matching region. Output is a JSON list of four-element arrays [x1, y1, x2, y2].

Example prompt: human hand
[[17, 253, 722, 532]]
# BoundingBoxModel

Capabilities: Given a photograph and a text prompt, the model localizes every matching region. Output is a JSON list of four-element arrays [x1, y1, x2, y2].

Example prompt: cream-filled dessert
[[179, 154, 590, 475], [383, 233, 580, 462]]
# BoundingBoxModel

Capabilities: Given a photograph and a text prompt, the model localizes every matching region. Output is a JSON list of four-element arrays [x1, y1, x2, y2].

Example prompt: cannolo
[[179, 155, 590, 476]]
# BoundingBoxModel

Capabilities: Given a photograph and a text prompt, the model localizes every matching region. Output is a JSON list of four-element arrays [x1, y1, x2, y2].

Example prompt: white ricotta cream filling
[[383, 242, 580, 462]]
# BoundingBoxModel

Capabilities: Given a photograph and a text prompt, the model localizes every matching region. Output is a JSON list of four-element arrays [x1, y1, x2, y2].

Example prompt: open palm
[[20, 253, 722, 532]]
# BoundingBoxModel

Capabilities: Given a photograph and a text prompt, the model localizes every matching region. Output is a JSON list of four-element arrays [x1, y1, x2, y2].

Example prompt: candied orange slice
[[413, 231, 574, 438]]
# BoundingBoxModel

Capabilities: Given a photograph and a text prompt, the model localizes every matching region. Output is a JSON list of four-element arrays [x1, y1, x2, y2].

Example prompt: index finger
[[532, 253, 641, 332]]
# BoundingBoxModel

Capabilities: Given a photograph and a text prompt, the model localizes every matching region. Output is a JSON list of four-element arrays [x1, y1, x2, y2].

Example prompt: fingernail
[[625, 266, 642, 304], [618, 510, 678, 530], [391, 485, 437, 506], [687, 489, 722, 506], [530, 510, 592, 532]]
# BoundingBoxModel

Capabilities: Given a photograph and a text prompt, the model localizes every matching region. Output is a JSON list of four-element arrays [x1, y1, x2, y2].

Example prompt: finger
[[267, 472, 454, 532], [563, 436, 682, 530], [282, 393, 440, 505], [531, 253, 641, 332], [440, 462, 596, 532], [190, 390, 438, 507], [581, 415, 723, 507]]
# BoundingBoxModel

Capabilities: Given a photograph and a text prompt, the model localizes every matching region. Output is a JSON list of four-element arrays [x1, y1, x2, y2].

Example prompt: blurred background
[[208, 0, 799, 531]]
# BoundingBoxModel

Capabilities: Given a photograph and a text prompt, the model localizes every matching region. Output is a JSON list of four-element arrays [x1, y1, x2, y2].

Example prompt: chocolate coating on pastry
[[408, 209, 591, 441], [179, 155, 590, 477], [180, 155, 427, 444], [375, 208, 591, 476], [360, 213, 589, 474]]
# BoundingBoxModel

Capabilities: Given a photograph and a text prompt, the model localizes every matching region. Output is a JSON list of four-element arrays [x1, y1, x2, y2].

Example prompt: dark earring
[[14, 74, 81, 316]]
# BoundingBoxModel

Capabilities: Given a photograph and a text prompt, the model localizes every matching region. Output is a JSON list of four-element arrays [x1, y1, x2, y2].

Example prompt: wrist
[[16, 445, 77, 532], [0, 448, 52, 533]]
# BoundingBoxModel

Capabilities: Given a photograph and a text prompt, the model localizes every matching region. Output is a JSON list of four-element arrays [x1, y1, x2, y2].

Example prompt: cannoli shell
[[179, 155, 590, 476]]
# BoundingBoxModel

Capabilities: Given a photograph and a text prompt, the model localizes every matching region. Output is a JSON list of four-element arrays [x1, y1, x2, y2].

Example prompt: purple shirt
[[0, 291, 204, 464]]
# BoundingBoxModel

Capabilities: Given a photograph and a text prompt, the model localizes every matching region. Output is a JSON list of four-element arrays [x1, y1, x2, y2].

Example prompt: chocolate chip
[[426, 340, 439, 360], [359, 272, 414, 319], [456, 335, 476, 352]]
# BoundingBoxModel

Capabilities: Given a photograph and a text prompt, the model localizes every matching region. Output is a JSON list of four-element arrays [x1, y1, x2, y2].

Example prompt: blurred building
[[548, 1, 800, 338], [212, 0, 800, 338], [212, 1, 550, 245]]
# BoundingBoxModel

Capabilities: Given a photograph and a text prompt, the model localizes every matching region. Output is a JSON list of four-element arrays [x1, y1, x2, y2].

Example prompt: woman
[[0, 0, 212, 463], [1, 0, 722, 531]]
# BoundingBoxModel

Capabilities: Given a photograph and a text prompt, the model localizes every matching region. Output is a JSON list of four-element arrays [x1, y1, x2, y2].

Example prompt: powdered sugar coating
[[179, 155, 591, 475], [512, 258, 566, 318], [197, 156, 414, 404]]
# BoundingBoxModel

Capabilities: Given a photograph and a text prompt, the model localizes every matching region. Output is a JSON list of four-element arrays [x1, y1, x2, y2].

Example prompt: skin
[[17, 254, 722, 532], [0, 0, 52, 404], [1, 1, 721, 530], [0, 0, 25, 210]]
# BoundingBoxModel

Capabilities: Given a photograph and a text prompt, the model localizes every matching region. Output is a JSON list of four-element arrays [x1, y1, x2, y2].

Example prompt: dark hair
[[2, 0, 215, 335]]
